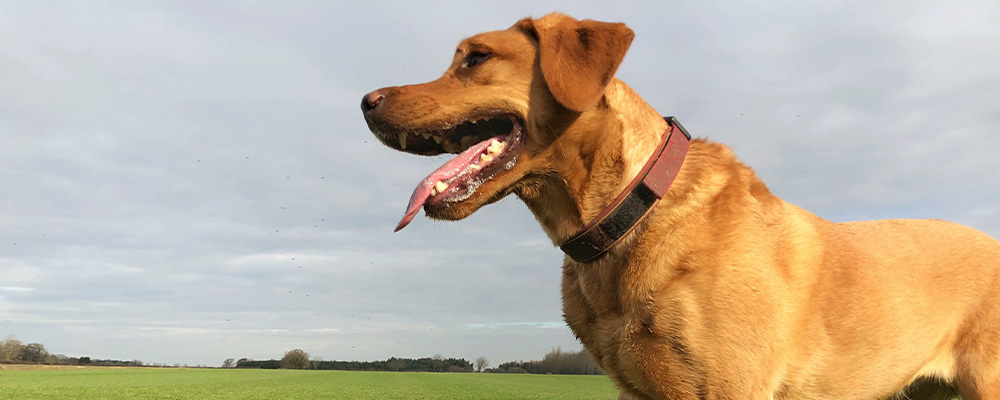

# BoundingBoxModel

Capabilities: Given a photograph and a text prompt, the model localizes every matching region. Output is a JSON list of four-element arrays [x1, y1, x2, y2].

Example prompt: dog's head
[[362, 13, 634, 231]]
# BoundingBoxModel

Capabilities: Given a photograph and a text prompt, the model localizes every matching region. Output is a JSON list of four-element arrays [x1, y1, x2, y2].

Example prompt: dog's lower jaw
[[422, 194, 492, 222], [421, 173, 532, 223]]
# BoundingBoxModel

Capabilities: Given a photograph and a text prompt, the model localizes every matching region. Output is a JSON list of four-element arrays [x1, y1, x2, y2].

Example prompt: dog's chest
[[563, 263, 704, 399], [562, 271, 632, 382]]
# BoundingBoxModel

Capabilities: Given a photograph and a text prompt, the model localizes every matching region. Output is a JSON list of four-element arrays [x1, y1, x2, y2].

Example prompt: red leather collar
[[559, 117, 691, 263]]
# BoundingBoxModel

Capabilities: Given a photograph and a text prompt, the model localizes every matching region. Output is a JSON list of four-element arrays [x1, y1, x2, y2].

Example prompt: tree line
[[0, 335, 146, 367], [2, 334, 604, 375], [231, 347, 603, 375], [234, 350, 475, 372], [491, 347, 603, 375]]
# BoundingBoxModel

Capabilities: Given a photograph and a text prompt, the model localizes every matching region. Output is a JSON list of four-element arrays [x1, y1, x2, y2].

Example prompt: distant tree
[[475, 356, 489, 372], [21, 343, 49, 363], [0, 335, 24, 362], [279, 349, 310, 369], [235, 358, 249, 367], [222, 358, 235, 368], [386, 357, 405, 371], [429, 354, 445, 372]]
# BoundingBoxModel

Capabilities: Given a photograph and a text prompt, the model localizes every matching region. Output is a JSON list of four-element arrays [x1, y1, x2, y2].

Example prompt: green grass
[[0, 367, 619, 400]]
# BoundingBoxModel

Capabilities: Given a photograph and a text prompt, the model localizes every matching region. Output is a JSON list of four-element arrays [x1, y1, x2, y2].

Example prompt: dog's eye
[[463, 52, 491, 68]]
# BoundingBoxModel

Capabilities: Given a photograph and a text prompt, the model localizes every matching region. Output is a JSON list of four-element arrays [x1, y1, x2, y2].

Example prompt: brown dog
[[361, 13, 1000, 400]]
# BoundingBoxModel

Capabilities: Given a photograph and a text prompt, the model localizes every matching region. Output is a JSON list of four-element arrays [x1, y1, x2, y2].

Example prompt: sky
[[1, 2, 998, 367]]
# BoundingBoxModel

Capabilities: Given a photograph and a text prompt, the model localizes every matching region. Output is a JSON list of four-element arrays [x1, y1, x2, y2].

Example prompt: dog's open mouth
[[393, 114, 525, 231]]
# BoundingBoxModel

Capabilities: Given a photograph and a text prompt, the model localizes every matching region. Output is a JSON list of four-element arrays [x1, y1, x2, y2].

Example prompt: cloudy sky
[[1, 2, 998, 367]]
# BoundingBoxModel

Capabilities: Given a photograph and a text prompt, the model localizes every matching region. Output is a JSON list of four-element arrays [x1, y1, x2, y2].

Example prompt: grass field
[[0, 365, 619, 399]]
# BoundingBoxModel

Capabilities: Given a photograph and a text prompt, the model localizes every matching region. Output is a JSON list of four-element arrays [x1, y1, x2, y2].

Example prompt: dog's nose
[[361, 90, 385, 113]]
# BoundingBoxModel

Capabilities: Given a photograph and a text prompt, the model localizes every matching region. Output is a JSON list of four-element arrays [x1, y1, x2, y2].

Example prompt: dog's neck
[[518, 79, 671, 247]]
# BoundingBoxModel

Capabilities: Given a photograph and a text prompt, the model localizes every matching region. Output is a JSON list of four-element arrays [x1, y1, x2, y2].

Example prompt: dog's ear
[[515, 14, 634, 112]]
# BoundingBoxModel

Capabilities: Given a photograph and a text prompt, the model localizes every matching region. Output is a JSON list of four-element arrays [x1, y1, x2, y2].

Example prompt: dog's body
[[362, 13, 1000, 399]]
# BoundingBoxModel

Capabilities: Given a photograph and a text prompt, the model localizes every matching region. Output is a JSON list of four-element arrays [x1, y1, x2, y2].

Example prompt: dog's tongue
[[395, 138, 497, 232]]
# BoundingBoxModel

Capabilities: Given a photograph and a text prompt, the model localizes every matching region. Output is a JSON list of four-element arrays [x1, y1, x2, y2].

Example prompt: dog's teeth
[[487, 139, 504, 156], [422, 133, 431, 139], [480, 154, 494, 164], [430, 188, 437, 196], [398, 132, 407, 150], [432, 136, 442, 143], [469, 164, 482, 171], [434, 180, 449, 193]]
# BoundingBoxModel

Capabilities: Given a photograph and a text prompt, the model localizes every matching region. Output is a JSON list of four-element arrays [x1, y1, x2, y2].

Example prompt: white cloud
[[0, 287, 37, 292]]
